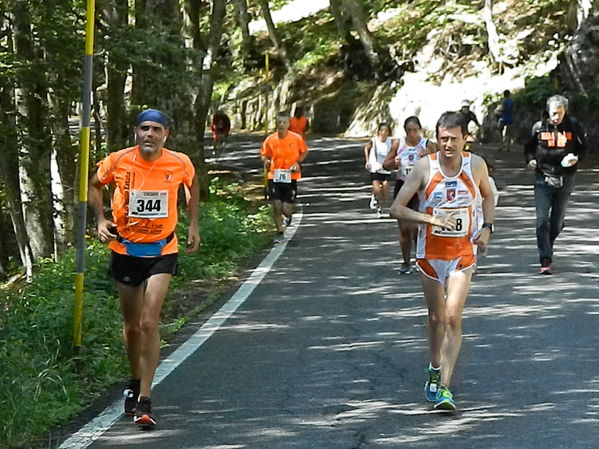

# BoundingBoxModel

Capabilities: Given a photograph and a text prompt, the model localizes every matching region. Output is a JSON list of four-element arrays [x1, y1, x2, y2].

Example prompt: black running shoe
[[399, 262, 412, 275], [123, 379, 140, 416], [284, 215, 292, 226], [134, 396, 156, 428]]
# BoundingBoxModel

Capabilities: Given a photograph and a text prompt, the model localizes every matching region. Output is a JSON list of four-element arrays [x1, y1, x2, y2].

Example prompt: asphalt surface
[[69, 135, 599, 449]]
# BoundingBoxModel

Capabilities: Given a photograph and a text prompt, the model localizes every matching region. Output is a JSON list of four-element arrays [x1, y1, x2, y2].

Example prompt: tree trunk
[[342, 0, 380, 72], [178, 0, 207, 150], [46, 89, 74, 253], [482, 0, 502, 67], [0, 84, 34, 279], [234, 0, 252, 46], [233, 0, 253, 65], [131, 0, 147, 107], [103, 0, 129, 151], [258, 0, 291, 71], [11, 0, 53, 260], [193, 0, 227, 200], [568, 0, 596, 30], [329, 0, 352, 40]]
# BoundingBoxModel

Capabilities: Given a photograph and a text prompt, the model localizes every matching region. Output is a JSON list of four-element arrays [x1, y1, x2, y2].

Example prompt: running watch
[[482, 222, 494, 233]]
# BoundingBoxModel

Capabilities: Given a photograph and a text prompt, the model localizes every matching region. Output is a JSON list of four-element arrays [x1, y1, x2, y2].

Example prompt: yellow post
[[73, 0, 96, 351]]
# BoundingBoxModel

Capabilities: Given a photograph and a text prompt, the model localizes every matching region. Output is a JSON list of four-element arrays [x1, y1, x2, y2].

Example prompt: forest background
[[1, 0, 599, 448], [1, 0, 598, 279]]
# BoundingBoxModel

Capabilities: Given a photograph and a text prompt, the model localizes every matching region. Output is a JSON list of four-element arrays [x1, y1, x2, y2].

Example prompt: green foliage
[[288, 17, 341, 71], [0, 182, 270, 449], [515, 75, 559, 108]]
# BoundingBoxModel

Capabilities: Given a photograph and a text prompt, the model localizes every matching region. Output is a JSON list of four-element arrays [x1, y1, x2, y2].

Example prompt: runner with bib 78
[[389, 111, 496, 411]]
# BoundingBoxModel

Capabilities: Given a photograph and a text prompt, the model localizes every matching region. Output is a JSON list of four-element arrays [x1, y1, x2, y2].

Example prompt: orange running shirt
[[96, 146, 195, 255], [260, 132, 308, 180], [289, 116, 308, 136], [416, 152, 480, 260]]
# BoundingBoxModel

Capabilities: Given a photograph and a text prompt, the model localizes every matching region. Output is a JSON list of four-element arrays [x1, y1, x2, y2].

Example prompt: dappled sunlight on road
[[88, 139, 599, 448]]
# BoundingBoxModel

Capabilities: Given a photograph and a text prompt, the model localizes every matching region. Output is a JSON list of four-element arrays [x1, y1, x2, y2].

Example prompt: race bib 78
[[431, 207, 470, 237]]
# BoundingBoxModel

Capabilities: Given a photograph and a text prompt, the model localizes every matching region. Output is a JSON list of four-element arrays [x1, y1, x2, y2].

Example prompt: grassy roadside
[[0, 176, 272, 449]]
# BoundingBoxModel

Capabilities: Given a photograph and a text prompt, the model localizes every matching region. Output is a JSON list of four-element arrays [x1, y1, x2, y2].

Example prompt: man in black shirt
[[524, 95, 586, 274], [458, 100, 480, 149], [459, 100, 480, 128]]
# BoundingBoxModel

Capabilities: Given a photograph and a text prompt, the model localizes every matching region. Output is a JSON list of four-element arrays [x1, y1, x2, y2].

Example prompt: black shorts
[[394, 179, 419, 210], [108, 252, 178, 286], [370, 172, 390, 182], [268, 180, 298, 203]]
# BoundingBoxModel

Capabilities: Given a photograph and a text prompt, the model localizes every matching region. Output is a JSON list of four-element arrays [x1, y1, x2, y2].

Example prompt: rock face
[[559, 14, 599, 95], [220, 7, 599, 151], [557, 13, 599, 159]]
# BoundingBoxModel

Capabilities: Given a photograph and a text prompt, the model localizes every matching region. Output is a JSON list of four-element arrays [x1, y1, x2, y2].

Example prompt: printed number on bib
[[432, 207, 469, 237], [274, 169, 292, 183], [128, 190, 168, 218], [401, 166, 413, 177]]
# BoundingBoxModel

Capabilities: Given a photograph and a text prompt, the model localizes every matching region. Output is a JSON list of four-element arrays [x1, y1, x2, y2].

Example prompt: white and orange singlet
[[415, 152, 481, 280]]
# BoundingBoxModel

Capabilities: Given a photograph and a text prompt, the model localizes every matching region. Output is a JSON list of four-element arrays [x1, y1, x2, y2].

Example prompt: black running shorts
[[268, 180, 298, 204], [108, 252, 178, 286], [370, 172, 390, 182]]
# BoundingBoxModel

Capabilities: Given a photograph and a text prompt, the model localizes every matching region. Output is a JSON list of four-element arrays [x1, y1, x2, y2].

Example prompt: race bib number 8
[[431, 207, 470, 237], [128, 190, 168, 218], [274, 169, 292, 183]]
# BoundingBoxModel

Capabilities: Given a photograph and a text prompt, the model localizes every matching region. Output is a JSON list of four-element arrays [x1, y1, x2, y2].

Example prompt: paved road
[[65, 135, 599, 449]]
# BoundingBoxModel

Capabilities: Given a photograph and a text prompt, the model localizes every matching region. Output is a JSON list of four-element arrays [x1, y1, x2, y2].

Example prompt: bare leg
[[380, 180, 388, 210], [440, 268, 472, 386], [420, 275, 446, 369], [118, 273, 172, 399], [282, 201, 294, 221], [372, 181, 383, 209], [272, 200, 284, 232], [118, 283, 145, 380], [398, 220, 416, 265]]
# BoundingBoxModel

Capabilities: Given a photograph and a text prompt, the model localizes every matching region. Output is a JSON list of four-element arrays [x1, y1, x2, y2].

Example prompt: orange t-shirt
[[96, 146, 195, 255], [289, 116, 309, 136], [260, 132, 308, 180]]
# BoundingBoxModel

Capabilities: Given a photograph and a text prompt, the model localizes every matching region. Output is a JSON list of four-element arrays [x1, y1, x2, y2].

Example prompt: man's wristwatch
[[482, 222, 494, 233]]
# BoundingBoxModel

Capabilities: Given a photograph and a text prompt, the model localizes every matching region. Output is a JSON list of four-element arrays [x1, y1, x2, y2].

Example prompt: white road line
[[58, 212, 303, 449]]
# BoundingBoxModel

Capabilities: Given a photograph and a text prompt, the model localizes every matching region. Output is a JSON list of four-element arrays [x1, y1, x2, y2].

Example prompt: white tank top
[[396, 136, 429, 180], [368, 137, 391, 174]]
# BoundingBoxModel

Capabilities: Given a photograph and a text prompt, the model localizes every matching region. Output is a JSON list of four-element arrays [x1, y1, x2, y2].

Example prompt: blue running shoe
[[434, 386, 456, 411], [424, 365, 441, 402]]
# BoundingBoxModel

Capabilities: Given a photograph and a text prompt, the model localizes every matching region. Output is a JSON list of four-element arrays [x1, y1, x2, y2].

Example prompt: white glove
[[560, 153, 578, 167]]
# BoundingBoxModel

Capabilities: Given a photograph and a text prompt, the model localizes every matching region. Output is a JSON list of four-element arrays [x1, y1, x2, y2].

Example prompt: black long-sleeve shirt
[[523, 115, 586, 176]]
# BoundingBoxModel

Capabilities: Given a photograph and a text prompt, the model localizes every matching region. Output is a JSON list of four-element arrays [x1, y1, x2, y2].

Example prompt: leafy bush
[[0, 181, 270, 449], [515, 75, 559, 108]]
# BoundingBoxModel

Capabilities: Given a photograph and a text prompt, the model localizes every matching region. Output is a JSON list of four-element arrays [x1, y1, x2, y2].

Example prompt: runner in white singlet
[[383, 116, 436, 274], [364, 123, 393, 218]]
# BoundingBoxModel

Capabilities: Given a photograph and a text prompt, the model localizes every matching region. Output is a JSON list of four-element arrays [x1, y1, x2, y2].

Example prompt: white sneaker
[[369, 194, 378, 210]]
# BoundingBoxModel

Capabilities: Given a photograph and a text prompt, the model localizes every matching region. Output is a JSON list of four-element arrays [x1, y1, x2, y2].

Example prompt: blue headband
[[136, 109, 169, 128]]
